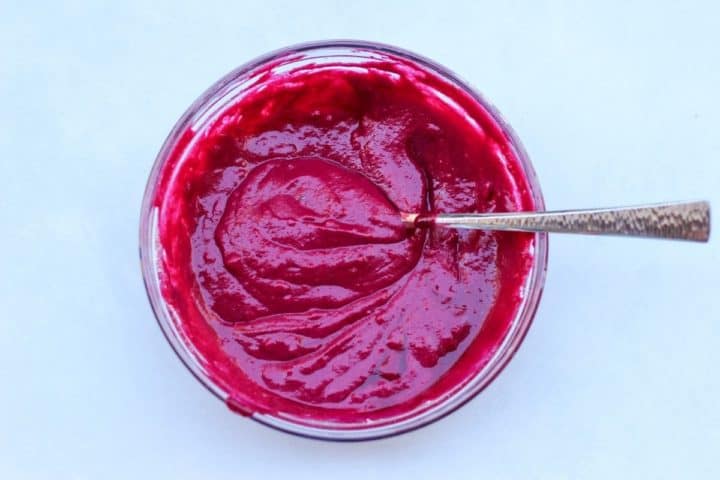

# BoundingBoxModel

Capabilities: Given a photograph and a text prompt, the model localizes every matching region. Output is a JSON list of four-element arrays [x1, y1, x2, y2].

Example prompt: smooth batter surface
[[154, 53, 537, 426]]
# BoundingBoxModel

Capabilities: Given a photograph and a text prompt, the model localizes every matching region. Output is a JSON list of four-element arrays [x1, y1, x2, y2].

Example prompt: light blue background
[[1, 1, 719, 478]]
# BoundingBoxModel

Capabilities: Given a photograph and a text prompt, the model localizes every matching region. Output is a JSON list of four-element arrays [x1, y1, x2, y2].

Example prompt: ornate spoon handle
[[409, 201, 710, 242]]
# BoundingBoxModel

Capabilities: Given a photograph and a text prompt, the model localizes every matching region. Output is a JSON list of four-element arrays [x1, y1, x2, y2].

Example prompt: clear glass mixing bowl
[[139, 40, 548, 441]]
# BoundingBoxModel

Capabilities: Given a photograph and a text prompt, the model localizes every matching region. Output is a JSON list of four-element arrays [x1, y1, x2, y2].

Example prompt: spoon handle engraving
[[413, 201, 710, 242]]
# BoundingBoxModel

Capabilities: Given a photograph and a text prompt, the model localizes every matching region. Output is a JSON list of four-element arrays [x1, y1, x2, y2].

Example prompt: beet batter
[[153, 53, 536, 426]]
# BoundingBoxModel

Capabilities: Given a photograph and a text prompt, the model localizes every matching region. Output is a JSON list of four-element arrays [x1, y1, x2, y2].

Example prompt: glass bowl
[[139, 40, 548, 441]]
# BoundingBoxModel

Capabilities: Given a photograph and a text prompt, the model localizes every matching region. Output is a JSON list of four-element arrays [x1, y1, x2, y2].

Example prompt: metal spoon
[[402, 201, 710, 242]]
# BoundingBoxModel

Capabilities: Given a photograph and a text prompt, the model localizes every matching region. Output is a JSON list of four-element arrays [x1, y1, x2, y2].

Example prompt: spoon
[[401, 201, 710, 242]]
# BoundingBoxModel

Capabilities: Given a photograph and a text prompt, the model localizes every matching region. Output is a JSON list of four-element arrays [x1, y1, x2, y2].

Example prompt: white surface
[[1, 1, 719, 478]]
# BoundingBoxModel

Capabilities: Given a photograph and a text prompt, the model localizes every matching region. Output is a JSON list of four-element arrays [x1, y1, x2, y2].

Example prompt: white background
[[1, 1, 719, 478]]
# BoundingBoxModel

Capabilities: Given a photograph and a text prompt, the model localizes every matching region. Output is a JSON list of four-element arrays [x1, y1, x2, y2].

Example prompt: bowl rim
[[139, 39, 548, 441]]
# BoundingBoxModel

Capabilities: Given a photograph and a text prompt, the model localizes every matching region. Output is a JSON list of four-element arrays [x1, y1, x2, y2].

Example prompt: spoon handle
[[430, 201, 710, 242]]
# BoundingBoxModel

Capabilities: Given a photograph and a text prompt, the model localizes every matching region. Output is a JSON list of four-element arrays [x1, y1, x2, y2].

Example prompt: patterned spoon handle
[[407, 201, 710, 242]]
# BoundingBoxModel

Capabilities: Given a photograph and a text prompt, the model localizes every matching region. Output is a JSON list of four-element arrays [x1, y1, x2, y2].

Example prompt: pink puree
[[154, 54, 536, 425]]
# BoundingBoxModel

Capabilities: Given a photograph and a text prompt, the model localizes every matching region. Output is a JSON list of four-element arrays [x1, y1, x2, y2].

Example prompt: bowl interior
[[139, 40, 547, 441]]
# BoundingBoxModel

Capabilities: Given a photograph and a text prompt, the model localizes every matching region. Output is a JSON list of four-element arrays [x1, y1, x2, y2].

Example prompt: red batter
[[154, 54, 536, 426]]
